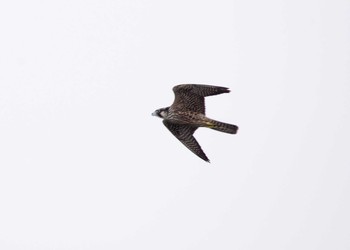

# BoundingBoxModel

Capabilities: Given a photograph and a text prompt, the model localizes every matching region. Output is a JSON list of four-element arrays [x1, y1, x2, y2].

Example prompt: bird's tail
[[205, 119, 238, 134]]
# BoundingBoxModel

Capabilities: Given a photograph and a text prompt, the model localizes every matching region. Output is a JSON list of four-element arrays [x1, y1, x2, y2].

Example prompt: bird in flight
[[152, 84, 238, 162]]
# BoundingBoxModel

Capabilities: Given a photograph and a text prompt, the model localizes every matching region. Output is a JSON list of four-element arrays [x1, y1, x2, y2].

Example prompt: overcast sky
[[0, 1, 349, 249]]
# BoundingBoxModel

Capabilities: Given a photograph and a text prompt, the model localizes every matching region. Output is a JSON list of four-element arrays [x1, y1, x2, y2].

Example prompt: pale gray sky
[[0, 1, 349, 249]]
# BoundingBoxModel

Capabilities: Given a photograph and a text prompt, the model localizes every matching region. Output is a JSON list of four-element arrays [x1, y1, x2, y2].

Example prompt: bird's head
[[152, 107, 169, 119]]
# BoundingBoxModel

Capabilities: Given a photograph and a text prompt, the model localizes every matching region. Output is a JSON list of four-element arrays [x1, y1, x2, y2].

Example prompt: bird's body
[[152, 84, 238, 162]]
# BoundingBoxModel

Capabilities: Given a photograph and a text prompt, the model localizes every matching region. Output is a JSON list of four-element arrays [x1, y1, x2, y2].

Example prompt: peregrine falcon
[[152, 84, 238, 162]]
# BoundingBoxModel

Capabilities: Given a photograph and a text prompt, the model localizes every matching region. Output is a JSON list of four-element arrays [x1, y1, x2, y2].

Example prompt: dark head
[[152, 107, 169, 119]]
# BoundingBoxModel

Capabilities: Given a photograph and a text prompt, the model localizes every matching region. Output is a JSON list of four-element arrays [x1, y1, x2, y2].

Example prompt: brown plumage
[[152, 84, 238, 162]]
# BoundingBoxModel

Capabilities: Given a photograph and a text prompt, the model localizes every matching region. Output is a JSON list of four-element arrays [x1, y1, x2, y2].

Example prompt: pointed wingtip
[[198, 154, 210, 163], [203, 157, 210, 163]]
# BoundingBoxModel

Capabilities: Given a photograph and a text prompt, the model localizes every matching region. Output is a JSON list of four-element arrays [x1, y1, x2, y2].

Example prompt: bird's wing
[[163, 120, 210, 162], [174, 84, 230, 97], [172, 84, 230, 114]]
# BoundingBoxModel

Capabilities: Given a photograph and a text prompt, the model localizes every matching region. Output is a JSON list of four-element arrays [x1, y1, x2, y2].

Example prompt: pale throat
[[160, 110, 168, 118]]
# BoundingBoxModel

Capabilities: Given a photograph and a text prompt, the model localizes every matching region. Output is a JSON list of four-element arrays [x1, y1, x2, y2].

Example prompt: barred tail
[[206, 119, 238, 134]]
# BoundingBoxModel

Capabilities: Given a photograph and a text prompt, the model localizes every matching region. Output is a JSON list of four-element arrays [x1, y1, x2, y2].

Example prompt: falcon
[[152, 84, 238, 162]]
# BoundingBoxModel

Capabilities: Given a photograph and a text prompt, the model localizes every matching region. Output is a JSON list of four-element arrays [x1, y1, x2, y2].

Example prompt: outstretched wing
[[163, 120, 210, 162], [172, 84, 230, 114]]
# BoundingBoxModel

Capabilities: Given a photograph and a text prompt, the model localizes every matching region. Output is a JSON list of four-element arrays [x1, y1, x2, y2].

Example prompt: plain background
[[0, 1, 349, 249]]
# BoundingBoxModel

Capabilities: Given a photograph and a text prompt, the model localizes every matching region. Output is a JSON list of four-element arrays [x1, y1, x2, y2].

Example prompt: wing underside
[[163, 120, 210, 162]]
